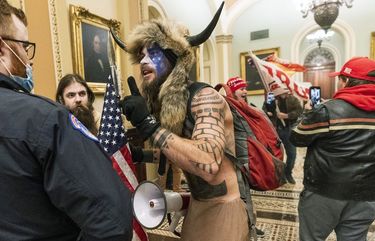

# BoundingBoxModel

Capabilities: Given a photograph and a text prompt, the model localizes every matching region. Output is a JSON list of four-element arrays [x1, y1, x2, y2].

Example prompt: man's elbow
[[200, 163, 220, 183]]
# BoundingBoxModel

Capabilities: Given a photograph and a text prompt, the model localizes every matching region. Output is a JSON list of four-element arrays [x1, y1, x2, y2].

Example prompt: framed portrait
[[240, 47, 280, 95], [371, 32, 375, 60], [70, 5, 121, 93]]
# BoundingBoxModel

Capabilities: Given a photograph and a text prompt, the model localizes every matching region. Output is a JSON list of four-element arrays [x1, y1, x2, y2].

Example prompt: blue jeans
[[277, 126, 296, 176]]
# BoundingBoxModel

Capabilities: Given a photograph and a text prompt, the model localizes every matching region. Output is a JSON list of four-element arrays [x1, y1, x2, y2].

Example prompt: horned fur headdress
[[112, 2, 224, 135]]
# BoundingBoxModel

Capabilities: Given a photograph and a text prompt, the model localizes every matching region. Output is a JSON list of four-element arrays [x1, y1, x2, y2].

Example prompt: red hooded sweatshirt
[[333, 84, 375, 112]]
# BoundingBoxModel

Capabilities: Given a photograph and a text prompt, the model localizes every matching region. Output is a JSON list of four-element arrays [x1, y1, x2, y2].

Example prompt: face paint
[[146, 45, 172, 84]]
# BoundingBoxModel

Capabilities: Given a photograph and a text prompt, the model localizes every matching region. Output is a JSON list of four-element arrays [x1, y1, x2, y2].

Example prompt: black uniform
[[0, 74, 133, 241]]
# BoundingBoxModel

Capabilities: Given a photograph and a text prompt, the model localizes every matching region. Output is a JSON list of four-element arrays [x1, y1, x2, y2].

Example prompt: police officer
[[0, 1, 132, 240]]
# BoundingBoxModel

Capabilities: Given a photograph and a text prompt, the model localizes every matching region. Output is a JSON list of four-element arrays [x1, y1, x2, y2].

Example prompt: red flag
[[264, 54, 306, 76], [98, 82, 148, 241], [249, 52, 310, 100]]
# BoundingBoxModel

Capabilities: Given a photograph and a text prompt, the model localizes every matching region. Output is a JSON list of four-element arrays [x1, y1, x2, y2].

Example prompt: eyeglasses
[[1, 37, 36, 60]]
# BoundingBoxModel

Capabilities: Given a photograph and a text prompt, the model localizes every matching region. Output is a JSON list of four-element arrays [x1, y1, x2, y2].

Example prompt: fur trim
[[127, 19, 195, 135]]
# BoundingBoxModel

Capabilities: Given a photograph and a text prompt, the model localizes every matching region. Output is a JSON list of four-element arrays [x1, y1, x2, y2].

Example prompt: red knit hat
[[227, 77, 247, 93], [328, 57, 375, 81]]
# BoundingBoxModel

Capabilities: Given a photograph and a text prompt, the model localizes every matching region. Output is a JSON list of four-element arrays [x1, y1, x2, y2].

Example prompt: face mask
[[0, 39, 34, 92], [12, 64, 33, 92]]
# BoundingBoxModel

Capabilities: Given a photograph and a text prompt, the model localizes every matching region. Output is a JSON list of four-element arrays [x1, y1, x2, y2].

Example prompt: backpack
[[187, 82, 286, 191]]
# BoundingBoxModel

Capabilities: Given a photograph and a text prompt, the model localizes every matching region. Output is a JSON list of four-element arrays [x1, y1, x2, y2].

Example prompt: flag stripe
[[249, 52, 311, 100], [98, 83, 148, 241], [112, 146, 139, 191]]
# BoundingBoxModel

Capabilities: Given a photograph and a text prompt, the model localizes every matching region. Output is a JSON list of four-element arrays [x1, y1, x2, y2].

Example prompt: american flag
[[98, 81, 148, 241]]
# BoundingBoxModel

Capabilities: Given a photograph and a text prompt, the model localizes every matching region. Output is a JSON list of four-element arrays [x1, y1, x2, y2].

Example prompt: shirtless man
[[114, 2, 250, 240]]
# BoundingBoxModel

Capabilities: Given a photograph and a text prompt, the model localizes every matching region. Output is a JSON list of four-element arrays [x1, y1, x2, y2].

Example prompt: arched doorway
[[303, 48, 336, 99]]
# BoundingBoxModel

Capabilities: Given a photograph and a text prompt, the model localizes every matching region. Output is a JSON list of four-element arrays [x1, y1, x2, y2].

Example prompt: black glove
[[120, 76, 160, 140]]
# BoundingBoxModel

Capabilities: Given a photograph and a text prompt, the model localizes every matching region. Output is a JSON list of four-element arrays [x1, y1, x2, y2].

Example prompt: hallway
[[148, 148, 375, 241]]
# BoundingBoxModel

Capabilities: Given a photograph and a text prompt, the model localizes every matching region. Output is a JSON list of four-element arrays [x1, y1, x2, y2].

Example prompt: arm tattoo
[[151, 127, 174, 150], [190, 88, 226, 174]]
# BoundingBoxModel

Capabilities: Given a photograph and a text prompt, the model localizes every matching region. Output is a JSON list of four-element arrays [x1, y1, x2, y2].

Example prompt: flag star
[[114, 124, 119, 129], [106, 131, 111, 136], [103, 107, 107, 112], [105, 99, 109, 104], [111, 91, 116, 96], [110, 100, 115, 104], [109, 107, 114, 112], [116, 108, 120, 113], [101, 123, 105, 128], [108, 116, 113, 120], [113, 132, 118, 137], [112, 140, 116, 145], [100, 131, 104, 135], [107, 123, 112, 128], [120, 133, 125, 138], [102, 115, 106, 120], [104, 147, 108, 152], [115, 116, 120, 121], [104, 139, 109, 144]]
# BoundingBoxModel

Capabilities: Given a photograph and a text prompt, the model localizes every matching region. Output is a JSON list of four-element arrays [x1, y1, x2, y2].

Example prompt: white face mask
[[0, 39, 34, 92]]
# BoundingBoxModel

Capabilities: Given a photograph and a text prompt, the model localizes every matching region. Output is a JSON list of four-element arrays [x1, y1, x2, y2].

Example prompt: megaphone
[[132, 181, 190, 230]]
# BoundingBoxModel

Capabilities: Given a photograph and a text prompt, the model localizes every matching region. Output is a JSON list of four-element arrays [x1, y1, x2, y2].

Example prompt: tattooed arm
[[151, 87, 228, 183]]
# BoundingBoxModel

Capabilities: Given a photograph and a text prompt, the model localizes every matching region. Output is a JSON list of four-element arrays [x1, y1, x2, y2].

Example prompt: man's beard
[[141, 78, 161, 118], [71, 104, 98, 136]]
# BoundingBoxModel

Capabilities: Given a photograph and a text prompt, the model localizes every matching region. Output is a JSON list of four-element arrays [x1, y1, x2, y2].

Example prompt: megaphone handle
[[158, 153, 167, 175], [168, 211, 184, 233]]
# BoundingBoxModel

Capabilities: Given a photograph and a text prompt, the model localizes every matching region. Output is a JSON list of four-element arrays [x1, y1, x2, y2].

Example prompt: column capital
[[215, 34, 233, 44]]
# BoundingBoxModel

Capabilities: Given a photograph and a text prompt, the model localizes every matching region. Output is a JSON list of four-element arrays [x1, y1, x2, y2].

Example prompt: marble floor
[[147, 148, 375, 241]]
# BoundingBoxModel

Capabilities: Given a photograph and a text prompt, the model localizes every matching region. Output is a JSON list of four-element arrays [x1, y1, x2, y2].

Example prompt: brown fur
[[127, 19, 196, 135]]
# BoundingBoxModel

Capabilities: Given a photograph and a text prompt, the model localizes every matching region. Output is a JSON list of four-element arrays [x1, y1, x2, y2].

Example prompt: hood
[[333, 84, 375, 111]]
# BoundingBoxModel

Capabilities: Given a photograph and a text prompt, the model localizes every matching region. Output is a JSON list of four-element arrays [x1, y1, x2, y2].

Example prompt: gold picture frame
[[70, 5, 121, 93], [371, 32, 375, 60], [240, 47, 280, 95]]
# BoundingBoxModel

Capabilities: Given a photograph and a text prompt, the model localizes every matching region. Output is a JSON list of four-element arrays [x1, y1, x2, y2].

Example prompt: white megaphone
[[132, 181, 190, 230]]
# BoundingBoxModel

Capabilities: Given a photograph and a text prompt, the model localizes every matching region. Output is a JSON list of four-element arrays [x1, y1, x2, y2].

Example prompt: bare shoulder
[[191, 87, 226, 114]]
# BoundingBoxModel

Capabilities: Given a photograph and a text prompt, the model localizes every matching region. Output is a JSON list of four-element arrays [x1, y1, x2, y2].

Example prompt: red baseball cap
[[328, 57, 375, 81], [227, 77, 247, 93]]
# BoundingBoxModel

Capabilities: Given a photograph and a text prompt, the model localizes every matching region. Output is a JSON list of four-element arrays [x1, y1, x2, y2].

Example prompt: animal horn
[[186, 1, 224, 46], [110, 28, 127, 51]]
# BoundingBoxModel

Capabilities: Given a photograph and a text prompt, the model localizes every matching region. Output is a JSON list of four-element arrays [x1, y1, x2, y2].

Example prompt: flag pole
[[107, 31, 120, 98], [248, 51, 285, 127]]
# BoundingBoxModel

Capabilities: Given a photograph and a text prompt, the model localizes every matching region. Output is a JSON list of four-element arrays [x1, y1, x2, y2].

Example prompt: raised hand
[[120, 76, 160, 140]]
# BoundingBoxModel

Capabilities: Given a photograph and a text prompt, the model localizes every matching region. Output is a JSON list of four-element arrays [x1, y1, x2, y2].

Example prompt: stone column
[[215, 34, 233, 85]]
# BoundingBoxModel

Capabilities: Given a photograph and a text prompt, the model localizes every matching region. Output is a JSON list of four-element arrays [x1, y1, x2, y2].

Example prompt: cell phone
[[266, 92, 275, 105], [309, 86, 321, 108]]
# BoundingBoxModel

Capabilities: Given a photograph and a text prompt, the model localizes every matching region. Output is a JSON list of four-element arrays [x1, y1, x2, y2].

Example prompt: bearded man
[[112, 2, 253, 241], [56, 73, 100, 136]]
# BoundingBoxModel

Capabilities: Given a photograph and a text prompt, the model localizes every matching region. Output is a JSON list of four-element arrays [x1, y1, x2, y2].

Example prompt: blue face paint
[[147, 45, 172, 84]]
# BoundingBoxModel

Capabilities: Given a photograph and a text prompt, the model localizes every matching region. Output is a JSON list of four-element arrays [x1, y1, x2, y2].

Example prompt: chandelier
[[306, 29, 335, 48], [300, 0, 353, 32]]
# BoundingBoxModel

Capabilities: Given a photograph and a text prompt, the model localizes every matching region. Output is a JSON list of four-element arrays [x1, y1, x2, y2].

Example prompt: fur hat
[[112, 3, 224, 135], [126, 19, 195, 135]]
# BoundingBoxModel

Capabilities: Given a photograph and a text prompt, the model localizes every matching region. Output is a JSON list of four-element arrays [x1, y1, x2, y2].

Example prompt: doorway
[[304, 47, 336, 99]]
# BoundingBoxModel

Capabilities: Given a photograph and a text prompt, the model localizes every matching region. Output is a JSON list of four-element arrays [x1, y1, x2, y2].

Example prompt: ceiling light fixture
[[300, 0, 353, 32]]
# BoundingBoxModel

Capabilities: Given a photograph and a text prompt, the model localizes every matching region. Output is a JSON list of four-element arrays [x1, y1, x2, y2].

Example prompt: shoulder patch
[[69, 113, 98, 142]]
